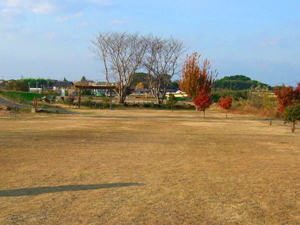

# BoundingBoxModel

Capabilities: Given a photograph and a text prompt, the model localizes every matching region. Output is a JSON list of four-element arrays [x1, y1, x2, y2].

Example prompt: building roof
[[52, 82, 73, 87]]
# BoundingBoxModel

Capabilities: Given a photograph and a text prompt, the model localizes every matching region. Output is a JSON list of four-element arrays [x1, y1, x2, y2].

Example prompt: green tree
[[5, 80, 29, 92], [5, 81, 14, 90], [284, 104, 300, 132], [262, 88, 277, 125], [166, 94, 177, 112]]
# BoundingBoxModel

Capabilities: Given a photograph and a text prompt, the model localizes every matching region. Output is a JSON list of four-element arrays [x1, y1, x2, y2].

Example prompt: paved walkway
[[0, 96, 31, 108], [0, 96, 80, 114]]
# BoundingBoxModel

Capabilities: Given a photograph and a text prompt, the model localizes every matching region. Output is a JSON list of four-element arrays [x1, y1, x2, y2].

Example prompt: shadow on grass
[[0, 183, 144, 197]]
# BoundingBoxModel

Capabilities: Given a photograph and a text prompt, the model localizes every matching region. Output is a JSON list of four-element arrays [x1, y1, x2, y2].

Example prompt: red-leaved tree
[[193, 90, 212, 118], [274, 82, 300, 112], [179, 52, 218, 116], [218, 97, 232, 118]]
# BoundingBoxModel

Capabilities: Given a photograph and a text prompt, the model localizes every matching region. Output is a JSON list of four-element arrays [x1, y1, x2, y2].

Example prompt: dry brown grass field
[[1, 108, 300, 224]]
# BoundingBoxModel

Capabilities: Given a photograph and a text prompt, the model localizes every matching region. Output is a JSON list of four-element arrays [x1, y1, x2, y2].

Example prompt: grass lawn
[[0, 108, 299, 224]]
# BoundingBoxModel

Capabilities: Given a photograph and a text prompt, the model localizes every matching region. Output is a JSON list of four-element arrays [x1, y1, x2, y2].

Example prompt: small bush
[[101, 97, 111, 109], [153, 104, 162, 109], [142, 103, 151, 108], [66, 95, 75, 104], [166, 94, 177, 111]]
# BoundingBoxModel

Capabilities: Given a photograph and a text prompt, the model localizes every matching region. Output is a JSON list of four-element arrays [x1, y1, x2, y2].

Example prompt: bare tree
[[91, 31, 148, 103], [143, 36, 186, 104]]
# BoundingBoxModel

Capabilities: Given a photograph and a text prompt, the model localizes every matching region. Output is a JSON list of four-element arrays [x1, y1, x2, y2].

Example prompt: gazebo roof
[[74, 81, 116, 90]]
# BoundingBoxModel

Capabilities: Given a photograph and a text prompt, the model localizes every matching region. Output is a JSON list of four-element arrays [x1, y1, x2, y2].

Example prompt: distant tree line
[[23, 78, 54, 88], [1, 78, 59, 92], [5, 80, 29, 92], [214, 75, 272, 91]]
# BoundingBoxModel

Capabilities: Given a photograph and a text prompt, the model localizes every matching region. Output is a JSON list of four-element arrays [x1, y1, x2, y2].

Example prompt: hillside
[[132, 73, 150, 88], [214, 75, 272, 90]]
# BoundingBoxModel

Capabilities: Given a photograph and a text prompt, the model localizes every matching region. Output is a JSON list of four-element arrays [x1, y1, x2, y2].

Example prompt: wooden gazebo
[[74, 81, 116, 110]]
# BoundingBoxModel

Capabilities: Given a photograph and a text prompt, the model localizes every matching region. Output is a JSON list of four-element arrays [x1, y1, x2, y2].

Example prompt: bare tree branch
[[91, 31, 148, 103], [144, 36, 186, 104]]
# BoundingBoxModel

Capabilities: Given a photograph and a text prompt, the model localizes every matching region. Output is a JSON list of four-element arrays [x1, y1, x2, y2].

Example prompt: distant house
[[165, 89, 177, 94], [166, 90, 188, 98], [52, 82, 73, 96], [68, 88, 78, 96], [132, 88, 152, 99], [134, 88, 152, 94], [29, 88, 42, 93], [52, 82, 73, 90], [86, 80, 96, 86]]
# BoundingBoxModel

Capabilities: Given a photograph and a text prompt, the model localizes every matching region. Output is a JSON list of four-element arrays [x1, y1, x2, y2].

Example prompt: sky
[[0, 0, 299, 86]]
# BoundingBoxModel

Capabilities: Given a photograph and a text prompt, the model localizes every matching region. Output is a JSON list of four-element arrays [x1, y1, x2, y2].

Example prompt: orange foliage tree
[[218, 97, 232, 118], [179, 52, 218, 116], [274, 82, 300, 112], [179, 52, 218, 97]]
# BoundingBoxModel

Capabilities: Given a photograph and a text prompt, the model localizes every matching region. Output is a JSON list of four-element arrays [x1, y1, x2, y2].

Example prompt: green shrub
[[166, 94, 177, 111], [284, 104, 300, 132], [101, 97, 111, 109], [142, 103, 151, 108], [212, 90, 249, 102], [153, 104, 162, 109], [66, 95, 75, 104]]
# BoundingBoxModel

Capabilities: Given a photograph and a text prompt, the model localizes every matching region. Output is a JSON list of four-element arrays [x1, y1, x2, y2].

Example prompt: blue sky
[[0, 0, 299, 86]]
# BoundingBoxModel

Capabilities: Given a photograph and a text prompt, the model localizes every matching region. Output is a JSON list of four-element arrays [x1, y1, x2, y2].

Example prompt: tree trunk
[[117, 88, 127, 103], [118, 95, 126, 103], [292, 122, 295, 132], [226, 110, 227, 118], [269, 109, 272, 125], [203, 109, 205, 118], [110, 88, 112, 110], [152, 88, 163, 105]]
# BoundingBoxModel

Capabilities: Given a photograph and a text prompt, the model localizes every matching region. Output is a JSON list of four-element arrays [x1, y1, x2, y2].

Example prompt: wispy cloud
[[31, 2, 56, 14], [0, 8, 23, 21], [0, 0, 25, 7], [107, 19, 124, 25], [0, 0, 57, 14], [107, 17, 129, 25], [56, 12, 83, 23], [78, 21, 98, 27]]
